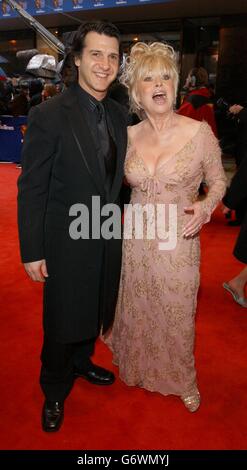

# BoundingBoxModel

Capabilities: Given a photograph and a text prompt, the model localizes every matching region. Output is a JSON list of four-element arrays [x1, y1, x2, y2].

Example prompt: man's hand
[[24, 259, 48, 282], [229, 104, 244, 115]]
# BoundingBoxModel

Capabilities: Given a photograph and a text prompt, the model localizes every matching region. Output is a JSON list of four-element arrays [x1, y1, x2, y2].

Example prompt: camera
[[216, 97, 230, 112], [216, 98, 238, 122]]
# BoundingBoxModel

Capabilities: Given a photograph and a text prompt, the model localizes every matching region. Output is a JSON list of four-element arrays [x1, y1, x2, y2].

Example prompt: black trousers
[[40, 335, 96, 402], [235, 198, 247, 223]]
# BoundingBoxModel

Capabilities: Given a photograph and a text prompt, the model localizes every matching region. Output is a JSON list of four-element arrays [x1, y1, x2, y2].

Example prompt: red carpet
[[0, 163, 246, 450]]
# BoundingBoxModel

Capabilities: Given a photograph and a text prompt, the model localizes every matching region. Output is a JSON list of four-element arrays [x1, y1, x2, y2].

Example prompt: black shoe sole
[[74, 372, 115, 386]]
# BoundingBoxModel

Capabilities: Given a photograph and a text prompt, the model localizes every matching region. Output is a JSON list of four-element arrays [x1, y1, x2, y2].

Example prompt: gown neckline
[[129, 121, 204, 178]]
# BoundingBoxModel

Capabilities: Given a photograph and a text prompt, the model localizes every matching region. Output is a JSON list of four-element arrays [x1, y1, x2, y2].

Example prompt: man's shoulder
[[107, 97, 128, 121], [33, 87, 74, 116]]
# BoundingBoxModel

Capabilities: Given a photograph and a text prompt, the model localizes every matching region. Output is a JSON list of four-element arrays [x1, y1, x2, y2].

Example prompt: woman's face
[[135, 70, 175, 116]]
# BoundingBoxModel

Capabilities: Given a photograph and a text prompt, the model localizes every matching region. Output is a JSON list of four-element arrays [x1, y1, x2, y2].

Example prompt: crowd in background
[[0, 76, 63, 117]]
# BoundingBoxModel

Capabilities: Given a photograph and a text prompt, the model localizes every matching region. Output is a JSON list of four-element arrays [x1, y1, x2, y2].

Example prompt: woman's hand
[[182, 202, 209, 238]]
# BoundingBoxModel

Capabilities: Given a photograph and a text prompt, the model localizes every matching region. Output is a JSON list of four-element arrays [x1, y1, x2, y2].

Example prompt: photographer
[[222, 152, 247, 307], [229, 104, 247, 166], [178, 67, 217, 136], [227, 103, 247, 225]]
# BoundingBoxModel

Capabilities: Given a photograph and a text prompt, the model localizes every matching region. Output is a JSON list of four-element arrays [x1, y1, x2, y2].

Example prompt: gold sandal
[[181, 392, 201, 412]]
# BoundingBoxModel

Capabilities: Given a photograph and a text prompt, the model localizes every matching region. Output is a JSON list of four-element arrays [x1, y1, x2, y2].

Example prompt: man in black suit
[[227, 104, 247, 226], [17, 21, 127, 432], [222, 149, 247, 307]]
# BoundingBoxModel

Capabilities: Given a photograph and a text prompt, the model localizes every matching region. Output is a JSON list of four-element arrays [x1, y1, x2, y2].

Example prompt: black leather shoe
[[42, 400, 64, 432], [74, 362, 115, 385], [227, 220, 242, 226]]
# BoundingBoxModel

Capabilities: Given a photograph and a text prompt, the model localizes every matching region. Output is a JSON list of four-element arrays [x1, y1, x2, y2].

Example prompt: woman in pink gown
[[109, 42, 226, 412]]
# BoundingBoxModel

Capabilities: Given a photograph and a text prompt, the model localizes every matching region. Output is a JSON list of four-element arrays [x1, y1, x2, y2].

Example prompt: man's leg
[[73, 338, 115, 386], [73, 337, 95, 370], [40, 335, 75, 432]]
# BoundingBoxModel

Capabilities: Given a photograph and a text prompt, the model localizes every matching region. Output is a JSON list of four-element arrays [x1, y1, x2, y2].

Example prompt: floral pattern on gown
[[109, 121, 226, 397]]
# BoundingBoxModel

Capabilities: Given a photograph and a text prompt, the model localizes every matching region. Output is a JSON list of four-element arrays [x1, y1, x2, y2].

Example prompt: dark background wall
[[217, 17, 247, 103]]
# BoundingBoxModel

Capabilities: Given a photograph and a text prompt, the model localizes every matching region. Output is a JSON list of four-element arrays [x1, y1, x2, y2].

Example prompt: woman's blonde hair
[[120, 42, 179, 117]]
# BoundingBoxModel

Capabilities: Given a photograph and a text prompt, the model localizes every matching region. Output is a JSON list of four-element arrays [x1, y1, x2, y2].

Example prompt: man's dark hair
[[61, 21, 122, 86], [72, 21, 121, 58]]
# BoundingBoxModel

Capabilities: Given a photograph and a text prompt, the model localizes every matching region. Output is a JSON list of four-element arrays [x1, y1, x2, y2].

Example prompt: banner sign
[[0, 1, 171, 19]]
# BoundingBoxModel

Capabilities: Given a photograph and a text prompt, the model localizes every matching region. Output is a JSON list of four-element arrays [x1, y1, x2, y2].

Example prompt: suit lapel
[[106, 101, 127, 202], [62, 87, 106, 199]]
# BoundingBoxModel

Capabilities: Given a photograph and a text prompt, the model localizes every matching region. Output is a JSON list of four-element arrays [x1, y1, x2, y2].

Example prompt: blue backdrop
[[0, 0, 171, 18], [0, 116, 27, 163]]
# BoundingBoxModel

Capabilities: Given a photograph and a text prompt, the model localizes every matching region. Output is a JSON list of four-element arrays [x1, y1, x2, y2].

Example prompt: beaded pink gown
[[109, 121, 226, 398]]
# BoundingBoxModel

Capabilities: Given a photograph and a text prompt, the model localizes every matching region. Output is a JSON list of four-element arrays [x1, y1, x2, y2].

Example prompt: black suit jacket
[[235, 107, 247, 166], [223, 156, 247, 263], [18, 84, 128, 342]]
